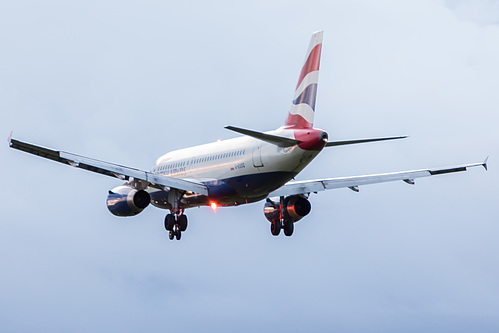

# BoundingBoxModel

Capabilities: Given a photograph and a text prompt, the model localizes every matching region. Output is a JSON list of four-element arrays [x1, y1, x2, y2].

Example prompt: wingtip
[[483, 156, 489, 171], [7, 130, 13, 147]]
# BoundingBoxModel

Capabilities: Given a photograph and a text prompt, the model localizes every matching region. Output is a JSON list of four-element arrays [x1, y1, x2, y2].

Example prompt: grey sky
[[445, 0, 499, 25], [1, 0, 498, 332]]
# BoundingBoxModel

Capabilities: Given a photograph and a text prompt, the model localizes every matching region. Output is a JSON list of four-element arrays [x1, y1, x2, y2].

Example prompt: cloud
[[1, 1, 498, 332], [445, 0, 499, 25]]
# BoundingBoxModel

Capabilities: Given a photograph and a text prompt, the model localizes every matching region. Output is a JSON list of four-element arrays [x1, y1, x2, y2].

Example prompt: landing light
[[210, 202, 218, 211]]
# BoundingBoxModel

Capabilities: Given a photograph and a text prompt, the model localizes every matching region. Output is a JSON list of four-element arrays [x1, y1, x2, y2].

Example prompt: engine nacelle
[[107, 185, 151, 217], [264, 196, 311, 223], [284, 196, 311, 222]]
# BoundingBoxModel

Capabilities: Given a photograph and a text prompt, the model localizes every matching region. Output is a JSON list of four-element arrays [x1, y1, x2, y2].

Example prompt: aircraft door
[[252, 144, 264, 168]]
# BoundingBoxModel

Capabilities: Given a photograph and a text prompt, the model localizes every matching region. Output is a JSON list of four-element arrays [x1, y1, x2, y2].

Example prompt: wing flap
[[9, 137, 209, 195]]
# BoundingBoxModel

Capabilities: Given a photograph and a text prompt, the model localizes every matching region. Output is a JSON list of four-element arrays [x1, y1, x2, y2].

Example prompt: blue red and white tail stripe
[[285, 31, 323, 129]]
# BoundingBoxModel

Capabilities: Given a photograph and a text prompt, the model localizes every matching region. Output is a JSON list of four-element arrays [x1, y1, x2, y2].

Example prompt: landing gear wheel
[[175, 229, 181, 240], [178, 214, 188, 231], [165, 214, 175, 231], [283, 219, 294, 236], [169, 230, 174, 240], [271, 220, 281, 236]]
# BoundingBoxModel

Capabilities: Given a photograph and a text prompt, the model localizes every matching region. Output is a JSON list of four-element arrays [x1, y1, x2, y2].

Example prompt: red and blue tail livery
[[9, 31, 486, 241], [285, 31, 323, 129]]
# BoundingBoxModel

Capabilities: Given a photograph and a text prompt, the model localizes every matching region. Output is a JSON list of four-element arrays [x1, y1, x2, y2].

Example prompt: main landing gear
[[165, 189, 188, 241], [164, 212, 188, 241], [271, 218, 294, 237], [269, 196, 294, 237]]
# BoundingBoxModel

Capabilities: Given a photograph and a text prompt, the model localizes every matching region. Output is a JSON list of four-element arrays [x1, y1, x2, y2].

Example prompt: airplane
[[9, 31, 488, 240]]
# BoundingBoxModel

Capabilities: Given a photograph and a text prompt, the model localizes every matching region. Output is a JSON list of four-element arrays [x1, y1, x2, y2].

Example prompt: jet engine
[[107, 185, 151, 217], [264, 195, 311, 223]]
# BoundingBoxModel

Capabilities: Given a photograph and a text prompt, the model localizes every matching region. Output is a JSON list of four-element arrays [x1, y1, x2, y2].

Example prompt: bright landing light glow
[[210, 202, 218, 211]]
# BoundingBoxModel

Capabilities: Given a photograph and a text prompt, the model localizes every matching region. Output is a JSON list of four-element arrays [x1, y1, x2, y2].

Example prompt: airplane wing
[[8, 134, 209, 196], [269, 159, 488, 197]]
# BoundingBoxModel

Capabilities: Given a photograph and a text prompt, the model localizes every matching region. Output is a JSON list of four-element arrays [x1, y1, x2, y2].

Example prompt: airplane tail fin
[[284, 31, 323, 129]]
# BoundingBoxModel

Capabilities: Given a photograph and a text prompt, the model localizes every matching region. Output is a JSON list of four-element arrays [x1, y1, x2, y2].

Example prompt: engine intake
[[285, 196, 311, 221], [107, 185, 151, 217]]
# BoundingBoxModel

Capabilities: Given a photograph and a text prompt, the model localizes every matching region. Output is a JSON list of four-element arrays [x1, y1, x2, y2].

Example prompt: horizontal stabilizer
[[225, 126, 299, 147], [326, 135, 407, 147]]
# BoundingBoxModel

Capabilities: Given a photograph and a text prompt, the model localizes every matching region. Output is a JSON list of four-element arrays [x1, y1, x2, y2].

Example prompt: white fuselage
[[148, 128, 322, 208]]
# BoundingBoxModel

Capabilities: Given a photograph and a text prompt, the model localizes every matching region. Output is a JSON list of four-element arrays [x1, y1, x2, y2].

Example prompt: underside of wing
[[9, 136, 209, 195], [269, 159, 488, 197]]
